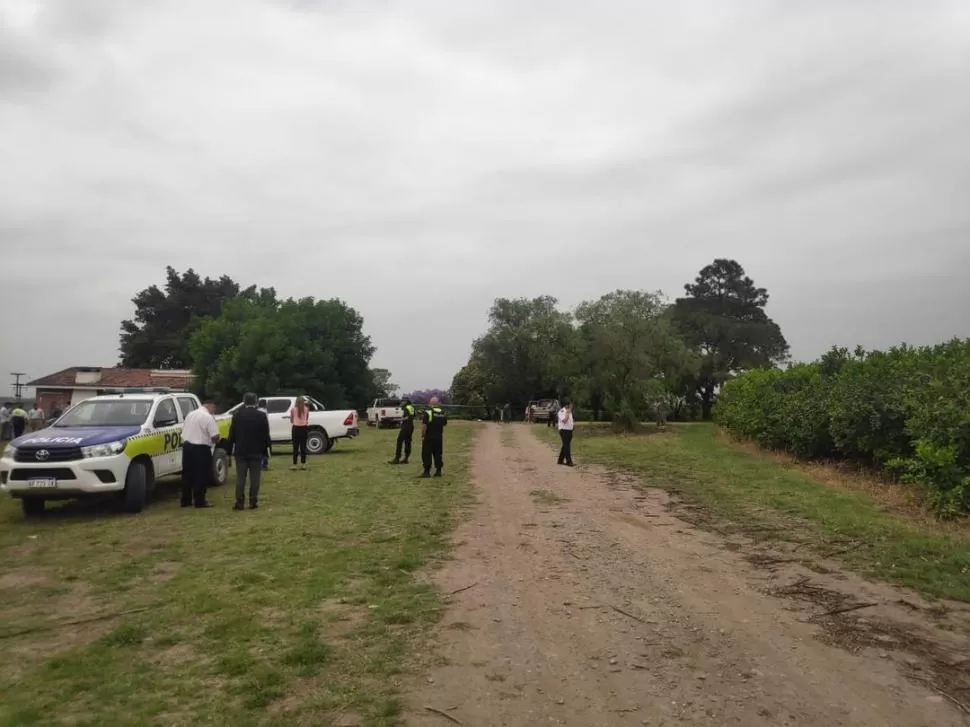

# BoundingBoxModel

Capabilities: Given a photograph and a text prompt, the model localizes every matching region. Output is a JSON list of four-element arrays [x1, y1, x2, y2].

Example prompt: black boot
[[419, 470, 431, 478], [401, 458, 409, 465], [388, 458, 400, 465], [433, 469, 442, 478]]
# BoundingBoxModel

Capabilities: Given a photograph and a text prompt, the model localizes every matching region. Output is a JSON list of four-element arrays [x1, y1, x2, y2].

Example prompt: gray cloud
[[1, 0, 969, 397]]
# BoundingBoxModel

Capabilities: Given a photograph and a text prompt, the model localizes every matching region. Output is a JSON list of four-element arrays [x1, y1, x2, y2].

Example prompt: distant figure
[[547, 399, 558, 428], [257, 400, 271, 470], [10, 404, 27, 439], [290, 396, 310, 470], [556, 400, 575, 467], [0, 404, 10, 441], [389, 398, 416, 465], [228, 392, 271, 511], [420, 396, 447, 478], [503, 402, 511, 423], [181, 399, 221, 509], [28, 403, 45, 432]]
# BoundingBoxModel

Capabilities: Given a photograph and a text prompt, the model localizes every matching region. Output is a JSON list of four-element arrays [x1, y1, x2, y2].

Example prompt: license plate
[[27, 478, 57, 488]]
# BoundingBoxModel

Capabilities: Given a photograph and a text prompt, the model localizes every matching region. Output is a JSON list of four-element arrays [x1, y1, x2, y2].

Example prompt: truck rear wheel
[[306, 430, 329, 454], [123, 460, 149, 513]]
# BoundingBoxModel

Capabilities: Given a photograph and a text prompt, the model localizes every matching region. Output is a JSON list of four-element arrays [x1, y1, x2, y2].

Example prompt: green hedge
[[715, 340, 970, 518]]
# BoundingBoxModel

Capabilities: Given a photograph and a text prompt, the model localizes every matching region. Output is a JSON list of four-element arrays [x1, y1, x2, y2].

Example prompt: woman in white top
[[557, 401, 575, 467]]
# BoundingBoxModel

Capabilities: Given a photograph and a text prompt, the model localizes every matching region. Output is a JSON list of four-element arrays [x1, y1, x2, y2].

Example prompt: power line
[[10, 373, 26, 401]]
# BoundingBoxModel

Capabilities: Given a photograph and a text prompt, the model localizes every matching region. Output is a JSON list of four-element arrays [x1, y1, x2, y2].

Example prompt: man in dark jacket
[[419, 396, 447, 478], [389, 398, 416, 465], [227, 392, 271, 511]]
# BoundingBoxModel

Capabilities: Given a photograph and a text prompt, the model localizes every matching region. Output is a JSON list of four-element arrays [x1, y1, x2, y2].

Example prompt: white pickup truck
[[0, 389, 231, 517], [228, 395, 358, 454], [366, 398, 404, 428]]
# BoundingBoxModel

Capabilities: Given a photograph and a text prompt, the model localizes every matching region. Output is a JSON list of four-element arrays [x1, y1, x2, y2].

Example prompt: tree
[[189, 296, 375, 408], [369, 368, 398, 399], [404, 389, 450, 405], [466, 296, 579, 406], [449, 356, 491, 406], [671, 259, 789, 418], [575, 290, 697, 431], [119, 266, 276, 369]]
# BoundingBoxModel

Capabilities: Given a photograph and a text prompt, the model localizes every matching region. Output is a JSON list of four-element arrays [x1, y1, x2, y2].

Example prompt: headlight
[[1, 445, 16, 461], [81, 440, 127, 459]]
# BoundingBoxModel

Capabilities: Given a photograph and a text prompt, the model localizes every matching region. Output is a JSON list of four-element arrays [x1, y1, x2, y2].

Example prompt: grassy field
[[0, 424, 476, 727], [537, 423, 970, 602]]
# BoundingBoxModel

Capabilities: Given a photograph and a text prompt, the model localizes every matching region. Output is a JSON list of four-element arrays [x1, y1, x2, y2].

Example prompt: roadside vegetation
[[535, 423, 970, 602], [0, 425, 475, 727]]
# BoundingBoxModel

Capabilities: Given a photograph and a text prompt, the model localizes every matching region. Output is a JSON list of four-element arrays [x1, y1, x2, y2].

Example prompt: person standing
[[10, 404, 27, 439], [0, 403, 11, 441], [290, 396, 310, 470], [257, 400, 271, 471], [547, 399, 559, 428], [556, 400, 575, 467], [227, 392, 270, 511], [419, 396, 447, 478], [389, 397, 416, 465], [28, 403, 45, 432], [181, 399, 220, 509]]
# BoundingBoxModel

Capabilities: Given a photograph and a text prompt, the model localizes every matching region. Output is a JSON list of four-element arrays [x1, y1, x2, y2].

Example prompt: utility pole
[[10, 373, 26, 401]]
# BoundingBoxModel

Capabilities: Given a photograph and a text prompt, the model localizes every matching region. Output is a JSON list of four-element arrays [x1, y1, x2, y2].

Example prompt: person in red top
[[290, 396, 311, 470]]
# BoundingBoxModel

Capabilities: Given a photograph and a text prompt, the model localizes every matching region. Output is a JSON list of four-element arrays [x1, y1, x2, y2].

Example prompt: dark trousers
[[395, 424, 413, 462], [421, 436, 443, 473], [181, 443, 212, 506], [292, 426, 308, 464], [547, 415, 555, 428], [235, 457, 262, 506], [11, 417, 26, 439], [558, 429, 574, 465]]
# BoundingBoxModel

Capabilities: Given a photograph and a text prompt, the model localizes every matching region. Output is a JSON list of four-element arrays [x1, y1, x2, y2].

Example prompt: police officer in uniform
[[419, 396, 447, 478], [389, 398, 416, 465]]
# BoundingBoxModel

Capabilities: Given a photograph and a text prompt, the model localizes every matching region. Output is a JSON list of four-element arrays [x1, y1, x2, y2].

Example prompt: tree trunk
[[699, 385, 715, 420]]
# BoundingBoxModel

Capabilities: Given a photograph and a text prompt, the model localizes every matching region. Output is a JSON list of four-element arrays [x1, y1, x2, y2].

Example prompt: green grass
[[0, 424, 477, 727], [537, 423, 970, 602]]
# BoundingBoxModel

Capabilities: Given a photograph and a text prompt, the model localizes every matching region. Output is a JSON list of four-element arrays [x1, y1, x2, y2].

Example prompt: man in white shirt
[[181, 399, 220, 509], [28, 404, 45, 432], [556, 400, 575, 467]]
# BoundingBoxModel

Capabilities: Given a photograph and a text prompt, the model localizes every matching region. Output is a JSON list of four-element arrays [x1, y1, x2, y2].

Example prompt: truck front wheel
[[123, 460, 149, 513], [211, 448, 229, 486]]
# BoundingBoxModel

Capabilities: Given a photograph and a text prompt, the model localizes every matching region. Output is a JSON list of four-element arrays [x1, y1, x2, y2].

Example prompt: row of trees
[[449, 259, 790, 430], [119, 267, 385, 408], [716, 341, 970, 518]]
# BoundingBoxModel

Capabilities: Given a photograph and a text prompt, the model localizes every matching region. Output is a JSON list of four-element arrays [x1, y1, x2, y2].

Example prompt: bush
[[715, 339, 970, 518]]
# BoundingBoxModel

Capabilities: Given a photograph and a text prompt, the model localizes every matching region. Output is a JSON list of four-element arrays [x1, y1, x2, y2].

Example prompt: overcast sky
[[2, 0, 969, 398]]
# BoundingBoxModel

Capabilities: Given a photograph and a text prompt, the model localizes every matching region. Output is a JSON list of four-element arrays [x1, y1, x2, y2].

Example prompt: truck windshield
[[54, 400, 152, 427]]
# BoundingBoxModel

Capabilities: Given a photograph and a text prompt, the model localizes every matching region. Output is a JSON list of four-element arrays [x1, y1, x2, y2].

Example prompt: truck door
[[264, 398, 293, 442], [151, 397, 182, 476]]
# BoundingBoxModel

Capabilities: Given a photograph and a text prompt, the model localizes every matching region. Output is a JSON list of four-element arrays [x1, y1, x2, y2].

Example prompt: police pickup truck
[[0, 389, 230, 518]]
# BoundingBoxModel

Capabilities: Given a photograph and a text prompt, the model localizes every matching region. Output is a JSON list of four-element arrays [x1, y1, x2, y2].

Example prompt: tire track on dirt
[[405, 424, 968, 726]]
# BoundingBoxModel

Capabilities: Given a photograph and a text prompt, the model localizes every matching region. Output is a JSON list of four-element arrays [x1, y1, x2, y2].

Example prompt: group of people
[[179, 393, 314, 510], [388, 396, 448, 478], [0, 403, 48, 440]]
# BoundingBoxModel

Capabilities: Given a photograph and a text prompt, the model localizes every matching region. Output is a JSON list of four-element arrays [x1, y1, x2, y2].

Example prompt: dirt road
[[406, 424, 969, 727]]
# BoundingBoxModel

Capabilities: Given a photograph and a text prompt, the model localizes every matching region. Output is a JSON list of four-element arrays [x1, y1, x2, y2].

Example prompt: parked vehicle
[[530, 398, 560, 423], [227, 395, 358, 454], [1, 389, 230, 517], [366, 398, 404, 428]]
